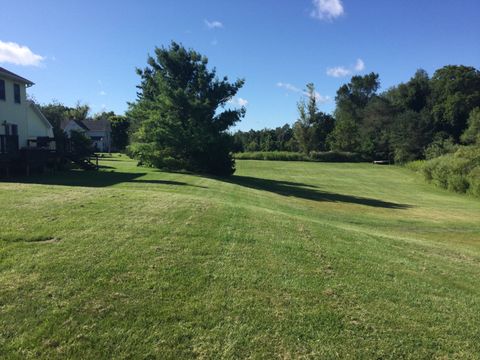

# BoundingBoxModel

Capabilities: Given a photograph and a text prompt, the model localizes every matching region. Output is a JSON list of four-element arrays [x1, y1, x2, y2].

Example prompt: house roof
[[61, 119, 111, 132], [28, 101, 53, 129], [82, 119, 111, 132], [61, 119, 89, 131], [0, 66, 34, 86]]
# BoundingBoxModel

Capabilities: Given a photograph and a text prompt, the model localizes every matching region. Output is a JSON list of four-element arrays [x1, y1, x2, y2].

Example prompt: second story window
[[14, 83, 21, 104], [0, 79, 5, 100]]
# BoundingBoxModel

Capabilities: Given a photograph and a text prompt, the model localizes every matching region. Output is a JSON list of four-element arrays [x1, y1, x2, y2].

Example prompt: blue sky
[[1, 0, 479, 130]]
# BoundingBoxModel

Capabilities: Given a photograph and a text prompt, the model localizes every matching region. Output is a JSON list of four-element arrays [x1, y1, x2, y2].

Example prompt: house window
[[0, 79, 5, 100], [14, 83, 21, 104]]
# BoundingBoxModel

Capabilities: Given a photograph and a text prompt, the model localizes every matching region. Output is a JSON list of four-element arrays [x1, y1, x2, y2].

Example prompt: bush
[[407, 145, 480, 197], [234, 151, 369, 163], [467, 167, 480, 197], [405, 160, 426, 172], [424, 137, 457, 160], [309, 151, 369, 162], [235, 152, 310, 161], [70, 130, 94, 158]]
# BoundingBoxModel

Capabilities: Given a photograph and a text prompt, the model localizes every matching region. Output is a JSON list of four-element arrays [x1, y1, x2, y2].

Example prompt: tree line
[[233, 66, 480, 163], [38, 41, 479, 177]]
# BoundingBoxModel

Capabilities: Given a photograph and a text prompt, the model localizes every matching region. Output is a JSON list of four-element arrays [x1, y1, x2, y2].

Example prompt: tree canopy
[[128, 42, 245, 175]]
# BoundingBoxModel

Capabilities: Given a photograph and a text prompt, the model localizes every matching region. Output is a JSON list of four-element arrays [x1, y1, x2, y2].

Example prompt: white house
[[61, 119, 111, 152], [0, 67, 54, 155]]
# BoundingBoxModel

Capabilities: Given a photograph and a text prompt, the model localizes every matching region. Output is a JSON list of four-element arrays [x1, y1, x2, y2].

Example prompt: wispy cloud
[[0, 40, 45, 66], [326, 58, 366, 77], [229, 97, 248, 107], [211, 39, 219, 46], [326, 66, 351, 78], [204, 19, 223, 29], [97, 80, 107, 97], [277, 82, 330, 104], [354, 58, 365, 71], [277, 82, 301, 93], [311, 0, 344, 20]]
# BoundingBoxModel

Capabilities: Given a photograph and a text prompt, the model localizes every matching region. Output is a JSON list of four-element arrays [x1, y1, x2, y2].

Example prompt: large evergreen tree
[[127, 42, 245, 175]]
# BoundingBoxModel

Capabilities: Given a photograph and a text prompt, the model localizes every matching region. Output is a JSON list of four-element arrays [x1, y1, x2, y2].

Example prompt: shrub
[[69, 130, 94, 158], [467, 167, 480, 197], [405, 160, 426, 172], [407, 145, 480, 197], [235, 152, 310, 161], [424, 137, 457, 160], [234, 151, 369, 163], [309, 151, 369, 163]]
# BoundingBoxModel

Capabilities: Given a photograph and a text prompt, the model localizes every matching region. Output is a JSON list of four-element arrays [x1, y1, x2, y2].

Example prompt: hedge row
[[234, 151, 370, 163], [406, 145, 480, 197]]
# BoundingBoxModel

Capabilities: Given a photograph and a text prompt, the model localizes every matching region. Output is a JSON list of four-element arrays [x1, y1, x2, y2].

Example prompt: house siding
[[0, 76, 28, 145], [0, 74, 53, 148]]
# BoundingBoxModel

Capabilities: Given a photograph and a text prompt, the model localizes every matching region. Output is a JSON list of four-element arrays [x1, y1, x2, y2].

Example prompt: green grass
[[1, 154, 480, 359]]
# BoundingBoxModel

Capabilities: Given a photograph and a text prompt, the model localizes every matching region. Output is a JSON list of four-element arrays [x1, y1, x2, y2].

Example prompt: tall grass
[[235, 151, 369, 163]]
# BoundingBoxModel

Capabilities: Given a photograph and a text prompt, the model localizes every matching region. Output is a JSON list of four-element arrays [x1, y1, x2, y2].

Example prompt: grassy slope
[[1, 154, 479, 359]]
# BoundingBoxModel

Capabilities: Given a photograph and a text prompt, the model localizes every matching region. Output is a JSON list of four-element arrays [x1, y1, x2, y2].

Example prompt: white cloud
[[99, 90, 107, 96], [326, 58, 366, 77], [205, 19, 223, 29], [228, 97, 248, 107], [0, 40, 45, 66], [277, 82, 300, 92], [326, 66, 351, 78], [277, 82, 330, 104], [311, 0, 344, 20], [354, 58, 365, 71]]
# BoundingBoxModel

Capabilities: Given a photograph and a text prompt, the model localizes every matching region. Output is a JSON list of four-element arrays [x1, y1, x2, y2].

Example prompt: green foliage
[[386, 69, 431, 112], [235, 151, 310, 161], [411, 145, 480, 196], [233, 125, 298, 153], [424, 135, 457, 160], [328, 111, 360, 152], [293, 84, 334, 153], [110, 115, 130, 151], [467, 166, 480, 197], [431, 65, 480, 140], [66, 101, 91, 121], [69, 130, 94, 158], [461, 107, 480, 145], [234, 150, 368, 163], [309, 151, 369, 162], [329, 73, 380, 153], [128, 42, 245, 176]]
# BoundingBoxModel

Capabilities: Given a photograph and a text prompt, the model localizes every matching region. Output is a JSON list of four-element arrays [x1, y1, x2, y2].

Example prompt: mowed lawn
[[1, 155, 480, 359]]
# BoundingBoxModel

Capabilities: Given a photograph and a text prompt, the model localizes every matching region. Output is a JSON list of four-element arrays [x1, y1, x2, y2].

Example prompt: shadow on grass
[[1, 170, 203, 188], [219, 175, 412, 209], [3, 167, 409, 209]]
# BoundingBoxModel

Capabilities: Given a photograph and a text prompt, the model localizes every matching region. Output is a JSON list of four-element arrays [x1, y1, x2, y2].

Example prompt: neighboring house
[[61, 119, 111, 152], [0, 67, 54, 155]]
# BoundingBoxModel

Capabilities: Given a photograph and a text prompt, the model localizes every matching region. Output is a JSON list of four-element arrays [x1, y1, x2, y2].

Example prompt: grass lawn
[[1, 154, 480, 359]]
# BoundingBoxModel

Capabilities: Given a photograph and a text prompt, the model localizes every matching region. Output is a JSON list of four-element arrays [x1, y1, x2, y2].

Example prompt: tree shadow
[[1, 170, 203, 188], [219, 175, 412, 209]]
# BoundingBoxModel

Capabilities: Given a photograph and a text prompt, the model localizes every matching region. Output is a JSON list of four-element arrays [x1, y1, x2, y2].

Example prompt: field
[[1, 154, 480, 359]]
